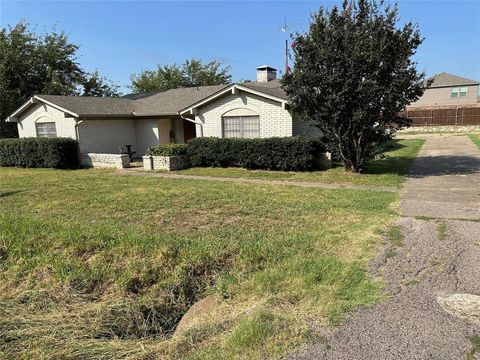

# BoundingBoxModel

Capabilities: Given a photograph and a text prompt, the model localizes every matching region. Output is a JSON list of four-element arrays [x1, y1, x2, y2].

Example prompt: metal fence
[[401, 107, 480, 127]]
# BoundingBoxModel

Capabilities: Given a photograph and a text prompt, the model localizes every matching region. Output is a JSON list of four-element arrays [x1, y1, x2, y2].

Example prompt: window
[[222, 116, 260, 138], [451, 86, 468, 98], [35, 122, 57, 137]]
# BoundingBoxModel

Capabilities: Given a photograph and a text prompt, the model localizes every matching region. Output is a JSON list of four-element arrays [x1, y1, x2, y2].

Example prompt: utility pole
[[279, 16, 293, 75]]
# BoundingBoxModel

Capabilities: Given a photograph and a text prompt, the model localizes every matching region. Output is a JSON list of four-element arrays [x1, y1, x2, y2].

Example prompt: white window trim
[[451, 86, 468, 98], [222, 115, 260, 138], [35, 122, 57, 138]]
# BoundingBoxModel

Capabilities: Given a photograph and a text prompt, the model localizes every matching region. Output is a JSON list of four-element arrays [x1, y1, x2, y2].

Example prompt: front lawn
[[175, 139, 424, 188], [0, 168, 397, 359]]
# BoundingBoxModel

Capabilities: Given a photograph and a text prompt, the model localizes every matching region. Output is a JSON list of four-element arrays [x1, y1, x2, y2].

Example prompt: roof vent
[[256, 65, 277, 83]]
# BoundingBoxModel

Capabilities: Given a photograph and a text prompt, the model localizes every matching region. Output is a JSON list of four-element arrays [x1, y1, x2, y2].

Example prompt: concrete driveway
[[401, 135, 480, 219], [288, 135, 480, 360]]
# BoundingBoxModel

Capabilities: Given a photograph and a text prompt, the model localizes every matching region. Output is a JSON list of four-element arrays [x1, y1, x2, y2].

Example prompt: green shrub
[[147, 143, 188, 156], [187, 137, 326, 171], [0, 137, 79, 169]]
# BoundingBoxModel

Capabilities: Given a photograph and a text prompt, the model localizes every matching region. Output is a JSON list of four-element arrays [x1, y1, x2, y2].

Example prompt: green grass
[[384, 225, 404, 259], [468, 133, 480, 149], [175, 139, 425, 188], [467, 335, 480, 360], [0, 167, 398, 359], [437, 222, 448, 241]]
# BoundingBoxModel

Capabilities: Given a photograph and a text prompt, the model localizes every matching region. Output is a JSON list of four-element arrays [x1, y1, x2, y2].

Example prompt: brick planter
[[143, 155, 190, 171], [81, 153, 130, 169]]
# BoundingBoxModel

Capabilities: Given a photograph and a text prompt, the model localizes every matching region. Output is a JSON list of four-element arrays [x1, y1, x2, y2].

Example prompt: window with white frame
[[451, 86, 468, 98], [35, 122, 57, 137], [222, 116, 260, 138]]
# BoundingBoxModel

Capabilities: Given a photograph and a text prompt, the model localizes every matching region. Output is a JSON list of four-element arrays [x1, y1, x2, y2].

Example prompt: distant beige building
[[408, 72, 479, 109]]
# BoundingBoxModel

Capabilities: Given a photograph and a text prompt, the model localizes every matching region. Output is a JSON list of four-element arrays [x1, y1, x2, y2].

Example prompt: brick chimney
[[256, 65, 277, 83]]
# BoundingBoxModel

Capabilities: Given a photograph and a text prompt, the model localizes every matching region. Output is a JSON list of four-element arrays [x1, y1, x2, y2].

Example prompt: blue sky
[[1, 1, 479, 94]]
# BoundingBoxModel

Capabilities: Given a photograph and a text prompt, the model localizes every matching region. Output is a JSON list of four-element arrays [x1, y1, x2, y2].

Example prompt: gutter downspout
[[74, 118, 84, 164], [179, 112, 203, 138]]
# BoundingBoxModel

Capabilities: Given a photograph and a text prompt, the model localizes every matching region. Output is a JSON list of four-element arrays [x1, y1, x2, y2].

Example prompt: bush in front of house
[[0, 137, 79, 169], [147, 143, 188, 156], [187, 136, 326, 171]]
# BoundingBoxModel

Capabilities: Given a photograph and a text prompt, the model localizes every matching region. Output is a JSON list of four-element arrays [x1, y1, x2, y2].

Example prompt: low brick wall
[[143, 155, 190, 171], [399, 125, 480, 133], [81, 153, 130, 169]]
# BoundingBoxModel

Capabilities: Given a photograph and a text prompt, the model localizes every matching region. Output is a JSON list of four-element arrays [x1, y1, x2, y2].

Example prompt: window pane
[[222, 116, 260, 138], [36, 122, 57, 138], [451, 87, 459, 98], [459, 87, 468, 97]]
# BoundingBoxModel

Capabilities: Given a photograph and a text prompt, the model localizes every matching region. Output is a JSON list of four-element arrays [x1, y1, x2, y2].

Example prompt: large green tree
[[130, 58, 231, 93], [282, 0, 427, 172], [0, 22, 119, 138], [82, 70, 120, 97]]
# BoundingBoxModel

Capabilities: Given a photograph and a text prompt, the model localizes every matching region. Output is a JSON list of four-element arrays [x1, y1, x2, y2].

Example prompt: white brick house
[[6, 66, 321, 166]]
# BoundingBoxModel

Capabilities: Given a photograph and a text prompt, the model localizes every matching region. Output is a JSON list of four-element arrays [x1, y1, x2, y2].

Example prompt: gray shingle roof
[[428, 72, 480, 88], [239, 80, 288, 101], [37, 95, 135, 116], [12, 81, 287, 120], [131, 84, 229, 115]]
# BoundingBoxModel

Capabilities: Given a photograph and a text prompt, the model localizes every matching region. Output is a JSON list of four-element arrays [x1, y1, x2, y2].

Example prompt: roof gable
[[178, 81, 289, 115], [429, 72, 480, 88]]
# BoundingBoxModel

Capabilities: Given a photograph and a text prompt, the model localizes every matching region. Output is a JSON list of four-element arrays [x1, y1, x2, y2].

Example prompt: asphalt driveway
[[288, 135, 480, 360]]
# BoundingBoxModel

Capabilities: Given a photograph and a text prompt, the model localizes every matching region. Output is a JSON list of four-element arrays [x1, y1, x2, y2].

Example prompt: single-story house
[[407, 72, 480, 109], [6, 66, 321, 166]]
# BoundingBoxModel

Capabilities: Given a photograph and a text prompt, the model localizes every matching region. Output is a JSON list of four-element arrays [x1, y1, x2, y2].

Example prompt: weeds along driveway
[[289, 134, 480, 360]]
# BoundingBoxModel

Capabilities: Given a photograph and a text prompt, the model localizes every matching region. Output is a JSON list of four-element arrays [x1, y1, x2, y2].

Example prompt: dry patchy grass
[[0, 167, 397, 359]]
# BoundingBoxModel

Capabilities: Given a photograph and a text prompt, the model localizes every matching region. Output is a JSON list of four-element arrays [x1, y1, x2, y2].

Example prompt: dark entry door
[[183, 120, 196, 142]]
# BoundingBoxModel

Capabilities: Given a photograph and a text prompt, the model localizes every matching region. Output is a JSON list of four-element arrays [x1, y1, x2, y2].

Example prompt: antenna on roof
[[278, 16, 296, 75]]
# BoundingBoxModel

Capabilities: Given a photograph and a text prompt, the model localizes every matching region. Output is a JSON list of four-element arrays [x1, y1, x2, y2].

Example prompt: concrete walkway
[[288, 135, 480, 360], [117, 170, 397, 192]]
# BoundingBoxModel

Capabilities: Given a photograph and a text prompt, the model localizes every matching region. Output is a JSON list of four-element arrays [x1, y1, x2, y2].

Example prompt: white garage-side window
[[36, 122, 57, 138], [222, 116, 260, 138]]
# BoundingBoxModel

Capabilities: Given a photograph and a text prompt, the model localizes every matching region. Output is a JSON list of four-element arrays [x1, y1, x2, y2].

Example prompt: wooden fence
[[401, 107, 480, 127]]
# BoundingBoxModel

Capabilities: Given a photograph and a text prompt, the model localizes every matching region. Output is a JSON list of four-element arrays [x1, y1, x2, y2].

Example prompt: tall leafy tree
[[0, 22, 119, 138], [130, 58, 231, 93], [81, 70, 120, 97], [282, 0, 427, 172]]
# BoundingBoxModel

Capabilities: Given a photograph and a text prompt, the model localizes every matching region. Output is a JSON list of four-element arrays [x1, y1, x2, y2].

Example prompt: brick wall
[[143, 155, 190, 171], [17, 103, 77, 138], [78, 119, 137, 154], [81, 153, 130, 169], [196, 92, 293, 138]]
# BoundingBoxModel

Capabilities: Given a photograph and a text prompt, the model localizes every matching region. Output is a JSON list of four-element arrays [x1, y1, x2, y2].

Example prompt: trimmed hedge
[[187, 137, 326, 171], [147, 143, 188, 156], [0, 137, 79, 169]]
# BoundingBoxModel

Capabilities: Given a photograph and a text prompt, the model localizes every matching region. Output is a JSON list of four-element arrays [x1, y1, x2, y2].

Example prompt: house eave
[[428, 83, 480, 89]]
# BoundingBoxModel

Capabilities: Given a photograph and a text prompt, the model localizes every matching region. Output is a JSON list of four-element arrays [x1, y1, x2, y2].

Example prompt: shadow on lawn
[[0, 191, 23, 198]]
